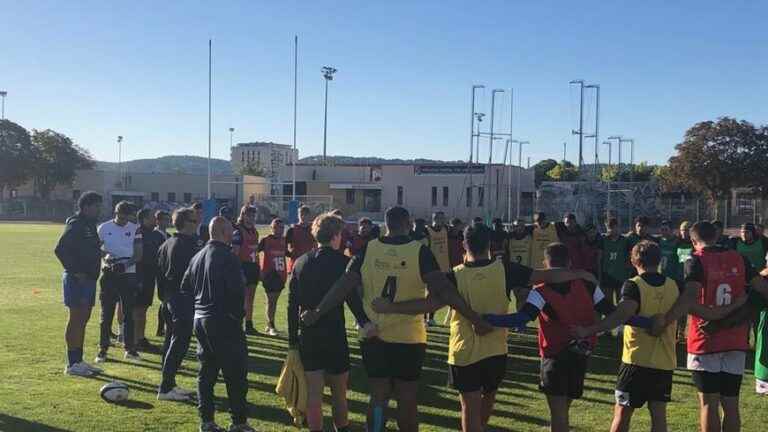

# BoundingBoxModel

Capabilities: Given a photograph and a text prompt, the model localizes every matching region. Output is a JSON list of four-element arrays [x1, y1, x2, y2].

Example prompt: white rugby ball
[[100, 381, 129, 403]]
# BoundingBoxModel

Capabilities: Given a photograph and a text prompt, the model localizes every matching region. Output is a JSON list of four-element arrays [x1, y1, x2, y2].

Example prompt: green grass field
[[0, 222, 765, 431]]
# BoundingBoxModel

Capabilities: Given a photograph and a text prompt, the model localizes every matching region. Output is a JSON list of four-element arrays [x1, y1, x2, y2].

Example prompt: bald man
[[183, 216, 254, 432]]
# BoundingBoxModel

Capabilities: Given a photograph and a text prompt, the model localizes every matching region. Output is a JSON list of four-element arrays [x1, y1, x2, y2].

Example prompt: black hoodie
[[54, 212, 102, 279]]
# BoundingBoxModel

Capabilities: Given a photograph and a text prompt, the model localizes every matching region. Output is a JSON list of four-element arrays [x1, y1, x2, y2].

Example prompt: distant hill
[[299, 155, 463, 165], [96, 155, 233, 175]]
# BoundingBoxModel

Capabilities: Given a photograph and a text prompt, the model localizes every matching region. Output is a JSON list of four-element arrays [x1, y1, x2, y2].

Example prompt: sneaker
[[228, 423, 256, 432], [244, 325, 259, 336], [124, 351, 142, 361], [64, 362, 94, 377], [116, 333, 124, 346], [137, 338, 160, 353], [200, 422, 226, 432], [94, 350, 108, 364], [80, 361, 103, 374], [265, 326, 279, 337], [173, 386, 196, 396], [158, 388, 191, 401]]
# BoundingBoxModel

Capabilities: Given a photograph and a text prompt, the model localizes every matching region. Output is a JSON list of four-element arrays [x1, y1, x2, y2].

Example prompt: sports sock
[[370, 406, 384, 432], [67, 348, 83, 366]]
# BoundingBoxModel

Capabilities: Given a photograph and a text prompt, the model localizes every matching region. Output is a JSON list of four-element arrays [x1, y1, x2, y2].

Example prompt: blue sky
[[3, 1, 766, 166]]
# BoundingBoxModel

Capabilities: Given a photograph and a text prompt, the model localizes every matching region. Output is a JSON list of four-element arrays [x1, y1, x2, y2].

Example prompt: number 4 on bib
[[380, 276, 398, 301]]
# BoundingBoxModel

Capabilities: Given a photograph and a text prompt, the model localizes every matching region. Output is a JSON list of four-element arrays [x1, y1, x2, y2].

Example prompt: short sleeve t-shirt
[[98, 220, 141, 273]]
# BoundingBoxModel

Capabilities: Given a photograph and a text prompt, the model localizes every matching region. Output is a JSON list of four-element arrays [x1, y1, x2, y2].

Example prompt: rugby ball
[[100, 381, 129, 403]]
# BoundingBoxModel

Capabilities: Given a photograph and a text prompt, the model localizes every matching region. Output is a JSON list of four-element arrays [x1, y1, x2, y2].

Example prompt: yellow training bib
[[622, 275, 679, 370], [448, 260, 510, 366], [427, 226, 450, 273], [530, 224, 558, 268], [360, 239, 426, 344]]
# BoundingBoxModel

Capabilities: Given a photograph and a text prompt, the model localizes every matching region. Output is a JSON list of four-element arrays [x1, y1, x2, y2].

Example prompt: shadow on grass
[[0, 414, 72, 432]]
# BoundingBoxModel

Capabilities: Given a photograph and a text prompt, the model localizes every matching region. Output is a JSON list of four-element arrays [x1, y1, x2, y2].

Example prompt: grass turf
[[0, 222, 765, 431]]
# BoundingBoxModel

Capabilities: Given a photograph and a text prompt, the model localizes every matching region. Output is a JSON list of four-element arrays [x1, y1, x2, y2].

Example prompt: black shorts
[[615, 363, 673, 408], [449, 355, 507, 394], [691, 371, 743, 397], [540, 349, 588, 399], [241, 262, 260, 285], [299, 327, 350, 375], [361, 338, 426, 382], [262, 271, 285, 293], [135, 275, 155, 307]]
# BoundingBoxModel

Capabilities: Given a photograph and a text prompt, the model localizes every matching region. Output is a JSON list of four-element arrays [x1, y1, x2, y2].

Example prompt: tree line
[[0, 119, 94, 200], [533, 117, 768, 205]]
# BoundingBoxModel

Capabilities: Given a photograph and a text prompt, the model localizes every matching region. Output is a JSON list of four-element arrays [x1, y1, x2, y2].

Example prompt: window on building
[[346, 189, 355, 205], [363, 190, 382, 212], [478, 186, 485, 207], [466, 187, 473, 208], [442, 187, 449, 206], [431, 187, 438, 207], [241, 152, 244, 162], [72, 190, 81, 201], [10, 189, 18, 199], [397, 186, 404, 205], [184, 193, 192, 203], [151, 192, 159, 202], [167, 192, 176, 202]]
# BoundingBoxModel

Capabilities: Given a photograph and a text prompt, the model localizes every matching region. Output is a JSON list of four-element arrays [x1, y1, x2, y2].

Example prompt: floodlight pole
[[117, 136, 123, 188], [0, 91, 6, 120], [321, 66, 337, 166], [585, 84, 600, 177], [512, 140, 529, 220], [570, 80, 585, 169], [292, 36, 299, 200]]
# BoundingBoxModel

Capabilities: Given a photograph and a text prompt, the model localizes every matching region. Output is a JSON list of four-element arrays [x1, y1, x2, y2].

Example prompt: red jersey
[[448, 229, 465, 268], [259, 235, 287, 282], [687, 249, 750, 354], [536, 279, 597, 358], [347, 234, 368, 256], [286, 223, 315, 273], [233, 224, 259, 263]]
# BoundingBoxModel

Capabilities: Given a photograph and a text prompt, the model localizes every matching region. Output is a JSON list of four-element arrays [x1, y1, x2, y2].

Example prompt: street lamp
[[321, 66, 337, 166], [570, 80, 585, 169], [511, 140, 529, 220], [228, 127, 235, 149], [117, 136, 124, 189], [474, 112, 485, 163], [0, 91, 7, 120]]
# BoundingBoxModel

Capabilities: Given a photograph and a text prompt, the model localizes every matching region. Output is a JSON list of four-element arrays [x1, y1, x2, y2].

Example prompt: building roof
[[235, 141, 292, 149]]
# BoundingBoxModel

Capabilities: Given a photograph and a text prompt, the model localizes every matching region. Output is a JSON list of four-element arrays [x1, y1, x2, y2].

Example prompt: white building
[[230, 142, 298, 178]]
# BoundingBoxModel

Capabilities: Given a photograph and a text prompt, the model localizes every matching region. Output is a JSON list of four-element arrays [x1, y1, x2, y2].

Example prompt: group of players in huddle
[[55, 191, 768, 432], [284, 208, 768, 432]]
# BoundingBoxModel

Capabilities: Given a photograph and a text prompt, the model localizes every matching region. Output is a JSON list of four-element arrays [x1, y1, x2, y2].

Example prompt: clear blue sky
[[3, 1, 767, 166]]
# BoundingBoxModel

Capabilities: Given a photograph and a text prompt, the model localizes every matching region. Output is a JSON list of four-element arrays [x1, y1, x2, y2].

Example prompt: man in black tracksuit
[[156, 207, 201, 401], [183, 216, 253, 432], [55, 191, 104, 376]]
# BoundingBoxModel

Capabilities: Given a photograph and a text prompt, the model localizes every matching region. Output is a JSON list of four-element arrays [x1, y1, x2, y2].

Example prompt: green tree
[[547, 161, 579, 181], [238, 161, 266, 177], [30, 129, 94, 199], [666, 117, 762, 212], [533, 159, 558, 185], [0, 120, 36, 200]]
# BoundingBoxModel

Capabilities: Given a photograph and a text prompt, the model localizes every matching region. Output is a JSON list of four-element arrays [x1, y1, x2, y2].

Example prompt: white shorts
[[687, 351, 746, 375], [756, 379, 768, 395]]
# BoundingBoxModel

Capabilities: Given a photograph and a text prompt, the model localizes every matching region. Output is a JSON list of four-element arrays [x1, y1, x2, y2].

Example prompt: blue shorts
[[62, 272, 97, 308]]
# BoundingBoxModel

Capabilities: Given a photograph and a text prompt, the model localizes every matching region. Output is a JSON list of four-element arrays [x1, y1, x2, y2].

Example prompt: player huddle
[[55, 193, 768, 432]]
